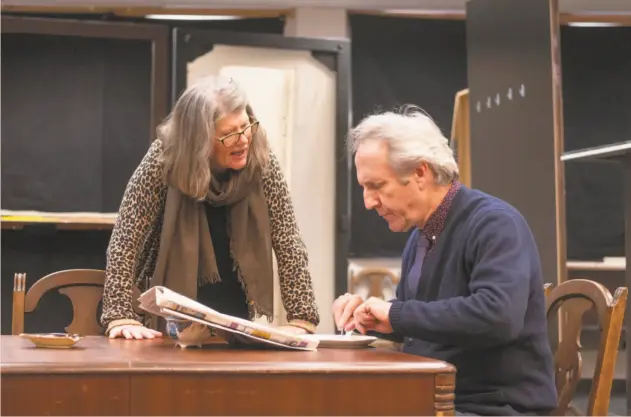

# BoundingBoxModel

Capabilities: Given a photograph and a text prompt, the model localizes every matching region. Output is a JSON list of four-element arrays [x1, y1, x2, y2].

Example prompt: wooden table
[[1, 336, 456, 416]]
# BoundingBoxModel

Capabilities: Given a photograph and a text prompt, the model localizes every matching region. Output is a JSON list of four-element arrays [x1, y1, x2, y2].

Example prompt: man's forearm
[[388, 289, 527, 347]]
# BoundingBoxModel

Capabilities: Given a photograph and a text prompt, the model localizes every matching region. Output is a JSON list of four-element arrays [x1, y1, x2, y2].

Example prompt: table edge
[[1, 363, 456, 375]]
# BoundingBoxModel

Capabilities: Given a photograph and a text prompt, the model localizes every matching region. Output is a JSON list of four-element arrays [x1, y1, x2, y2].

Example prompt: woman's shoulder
[[136, 139, 164, 175], [147, 139, 164, 161], [261, 149, 283, 182], [126, 139, 166, 193]]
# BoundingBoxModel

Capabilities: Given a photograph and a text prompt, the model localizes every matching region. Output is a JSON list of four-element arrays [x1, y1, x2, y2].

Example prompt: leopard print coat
[[101, 139, 320, 333]]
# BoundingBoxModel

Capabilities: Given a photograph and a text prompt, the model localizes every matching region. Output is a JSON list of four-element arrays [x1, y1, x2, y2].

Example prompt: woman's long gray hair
[[158, 75, 270, 200]]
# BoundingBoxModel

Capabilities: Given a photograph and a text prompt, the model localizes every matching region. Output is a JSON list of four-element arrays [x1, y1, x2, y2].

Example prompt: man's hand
[[108, 324, 163, 340], [353, 297, 394, 334], [332, 293, 364, 331]]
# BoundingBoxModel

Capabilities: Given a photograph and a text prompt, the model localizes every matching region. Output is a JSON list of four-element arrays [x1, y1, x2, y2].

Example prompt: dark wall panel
[[1, 34, 152, 213], [2, 34, 104, 211], [348, 15, 468, 257], [561, 26, 630, 260], [347, 15, 628, 263], [466, 0, 561, 286]]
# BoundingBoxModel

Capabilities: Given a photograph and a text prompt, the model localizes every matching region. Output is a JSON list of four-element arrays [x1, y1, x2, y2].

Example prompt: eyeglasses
[[215, 121, 259, 148]]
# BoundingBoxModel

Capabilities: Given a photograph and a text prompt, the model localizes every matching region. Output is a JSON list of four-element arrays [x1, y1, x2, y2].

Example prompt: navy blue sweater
[[387, 186, 557, 415]]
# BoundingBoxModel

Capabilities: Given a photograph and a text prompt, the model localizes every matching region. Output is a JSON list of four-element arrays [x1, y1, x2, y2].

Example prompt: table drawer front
[[1, 374, 130, 416]]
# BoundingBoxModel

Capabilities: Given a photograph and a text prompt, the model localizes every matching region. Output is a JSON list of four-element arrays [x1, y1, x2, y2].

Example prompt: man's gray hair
[[347, 105, 459, 185]]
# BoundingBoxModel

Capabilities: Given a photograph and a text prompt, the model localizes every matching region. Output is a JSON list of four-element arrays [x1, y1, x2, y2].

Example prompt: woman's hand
[[277, 325, 309, 335], [108, 324, 163, 340]]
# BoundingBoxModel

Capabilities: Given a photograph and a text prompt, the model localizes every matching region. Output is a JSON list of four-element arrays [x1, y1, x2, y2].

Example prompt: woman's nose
[[236, 132, 248, 145]]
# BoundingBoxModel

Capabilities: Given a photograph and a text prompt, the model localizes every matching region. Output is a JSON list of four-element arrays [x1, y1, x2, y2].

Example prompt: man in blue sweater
[[334, 106, 557, 416]]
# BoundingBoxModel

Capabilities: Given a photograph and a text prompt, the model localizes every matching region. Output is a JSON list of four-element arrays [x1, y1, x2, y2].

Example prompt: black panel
[[561, 26, 631, 260], [2, 34, 104, 211], [348, 15, 468, 257], [466, 0, 559, 287], [101, 39, 153, 211], [1, 33, 152, 212], [346, 14, 629, 265]]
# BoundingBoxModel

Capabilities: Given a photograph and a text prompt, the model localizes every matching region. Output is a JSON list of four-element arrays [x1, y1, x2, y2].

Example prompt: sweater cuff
[[105, 318, 143, 336], [287, 319, 317, 334], [389, 300, 405, 334]]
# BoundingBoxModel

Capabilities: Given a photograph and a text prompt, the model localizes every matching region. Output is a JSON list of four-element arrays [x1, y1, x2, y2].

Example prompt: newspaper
[[138, 286, 319, 351]]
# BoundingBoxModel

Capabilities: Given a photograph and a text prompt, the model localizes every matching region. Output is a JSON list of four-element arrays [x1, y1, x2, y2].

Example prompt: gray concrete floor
[[574, 349, 626, 415], [573, 391, 626, 416]]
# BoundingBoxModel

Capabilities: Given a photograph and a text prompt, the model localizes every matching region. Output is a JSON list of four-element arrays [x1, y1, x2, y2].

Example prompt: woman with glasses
[[102, 75, 320, 340]]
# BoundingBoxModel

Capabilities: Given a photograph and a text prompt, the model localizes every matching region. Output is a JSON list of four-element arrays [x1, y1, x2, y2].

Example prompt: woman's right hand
[[108, 324, 163, 340]]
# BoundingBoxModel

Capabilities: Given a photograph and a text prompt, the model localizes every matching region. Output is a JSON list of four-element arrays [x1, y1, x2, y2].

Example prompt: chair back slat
[[12, 273, 26, 335], [12, 269, 143, 336], [350, 267, 400, 300], [24, 269, 105, 313], [546, 278, 627, 416]]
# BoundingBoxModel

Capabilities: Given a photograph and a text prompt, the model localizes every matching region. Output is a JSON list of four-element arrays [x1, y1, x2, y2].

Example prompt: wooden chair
[[546, 278, 627, 416], [450, 88, 471, 187], [12, 269, 141, 336], [349, 267, 402, 351], [349, 267, 400, 300]]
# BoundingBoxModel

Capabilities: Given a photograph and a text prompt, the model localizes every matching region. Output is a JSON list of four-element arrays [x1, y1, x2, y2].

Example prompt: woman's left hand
[[277, 325, 308, 335]]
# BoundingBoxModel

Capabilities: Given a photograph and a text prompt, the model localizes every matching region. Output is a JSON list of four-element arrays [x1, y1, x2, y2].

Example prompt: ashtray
[[20, 333, 83, 349]]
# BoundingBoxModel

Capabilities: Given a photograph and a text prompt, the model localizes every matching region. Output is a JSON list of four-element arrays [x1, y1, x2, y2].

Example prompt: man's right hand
[[108, 324, 163, 340], [332, 293, 364, 332]]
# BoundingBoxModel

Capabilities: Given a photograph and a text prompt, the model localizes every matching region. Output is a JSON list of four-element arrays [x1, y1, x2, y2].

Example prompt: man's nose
[[364, 191, 379, 210]]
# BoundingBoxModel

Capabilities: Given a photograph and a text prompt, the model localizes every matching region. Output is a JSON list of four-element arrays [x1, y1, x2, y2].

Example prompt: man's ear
[[412, 162, 429, 187]]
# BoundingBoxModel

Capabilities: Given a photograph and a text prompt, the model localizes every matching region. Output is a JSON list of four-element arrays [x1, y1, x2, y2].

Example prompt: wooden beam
[[349, 9, 466, 20], [351, 9, 631, 26], [0, 5, 288, 18], [3, 4, 631, 25]]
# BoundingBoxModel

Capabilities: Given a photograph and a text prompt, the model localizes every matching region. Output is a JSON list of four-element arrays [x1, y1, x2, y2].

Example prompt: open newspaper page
[[138, 286, 318, 351]]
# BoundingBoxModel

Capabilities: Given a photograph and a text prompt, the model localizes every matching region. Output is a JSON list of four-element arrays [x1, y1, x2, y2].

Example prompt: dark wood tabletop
[[1, 335, 456, 416], [1, 335, 454, 374]]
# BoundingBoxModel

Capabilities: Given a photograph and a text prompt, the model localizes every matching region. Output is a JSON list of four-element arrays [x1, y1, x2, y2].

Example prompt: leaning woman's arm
[[262, 152, 320, 333], [101, 140, 167, 334]]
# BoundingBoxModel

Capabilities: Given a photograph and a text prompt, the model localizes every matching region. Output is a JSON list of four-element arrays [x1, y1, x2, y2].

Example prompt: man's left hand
[[277, 325, 309, 335], [353, 297, 393, 334]]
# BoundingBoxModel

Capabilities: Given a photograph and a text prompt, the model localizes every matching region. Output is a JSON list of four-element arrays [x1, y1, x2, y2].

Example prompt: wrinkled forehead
[[215, 109, 249, 135], [354, 140, 396, 184]]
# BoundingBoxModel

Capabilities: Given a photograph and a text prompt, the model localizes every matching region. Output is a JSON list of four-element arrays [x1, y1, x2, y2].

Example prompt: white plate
[[301, 334, 377, 349]]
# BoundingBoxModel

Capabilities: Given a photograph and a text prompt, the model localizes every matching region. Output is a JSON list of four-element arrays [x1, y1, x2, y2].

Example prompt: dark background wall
[[561, 26, 630, 261], [348, 15, 630, 264], [349, 15, 468, 258], [2, 34, 152, 213]]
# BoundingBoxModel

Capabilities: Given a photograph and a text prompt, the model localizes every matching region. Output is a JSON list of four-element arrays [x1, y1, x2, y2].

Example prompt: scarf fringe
[[199, 272, 221, 286], [234, 262, 274, 320], [226, 211, 274, 322], [234, 258, 274, 321]]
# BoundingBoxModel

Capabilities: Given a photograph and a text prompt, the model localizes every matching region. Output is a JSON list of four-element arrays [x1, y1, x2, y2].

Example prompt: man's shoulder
[[455, 187, 535, 249], [459, 187, 527, 226]]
